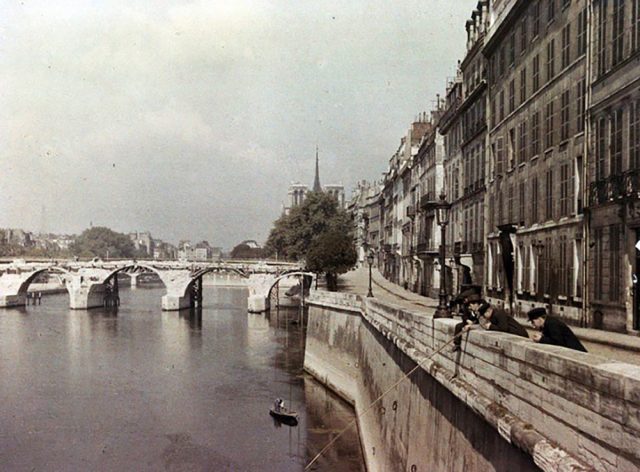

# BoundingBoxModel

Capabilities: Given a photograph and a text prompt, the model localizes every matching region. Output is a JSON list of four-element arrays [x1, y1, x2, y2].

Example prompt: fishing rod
[[305, 330, 464, 470]]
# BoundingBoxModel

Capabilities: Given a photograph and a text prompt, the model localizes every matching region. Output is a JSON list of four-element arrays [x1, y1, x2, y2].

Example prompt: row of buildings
[[349, 0, 640, 334]]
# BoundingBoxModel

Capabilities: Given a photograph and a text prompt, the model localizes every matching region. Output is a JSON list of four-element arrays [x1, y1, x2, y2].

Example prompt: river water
[[0, 285, 365, 471]]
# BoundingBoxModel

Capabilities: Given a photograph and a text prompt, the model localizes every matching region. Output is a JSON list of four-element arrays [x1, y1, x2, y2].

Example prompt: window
[[531, 111, 540, 157], [577, 7, 588, 56], [509, 33, 516, 67], [523, 244, 531, 292], [533, 54, 540, 92], [499, 89, 505, 122], [576, 79, 586, 133], [509, 79, 515, 112], [509, 127, 516, 169], [594, 228, 604, 300], [518, 121, 527, 164], [508, 184, 515, 223], [531, 176, 539, 223], [499, 47, 505, 77], [496, 137, 504, 175], [598, 0, 608, 76], [562, 0, 571, 9], [559, 163, 573, 216], [533, 2, 541, 38], [519, 181, 526, 225], [547, 39, 555, 82], [562, 24, 571, 68], [612, 0, 625, 66], [548, 0, 556, 23], [545, 99, 555, 149], [558, 235, 568, 295], [560, 89, 570, 142], [634, 0, 640, 52], [545, 169, 554, 220], [596, 117, 607, 180], [520, 18, 528, 53], [631, 101, 640, 170], [611, 108, 623, 175], [491, 97, 497, 128], [531, 175, 538, 224], [520, 67, 527, 103], [610, 225, 621, 302], [575, 239, 582, 297], [576, 155, 583, 213]]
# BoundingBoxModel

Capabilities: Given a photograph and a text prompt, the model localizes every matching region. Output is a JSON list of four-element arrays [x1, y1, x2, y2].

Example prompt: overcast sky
[[0, 0, 470, 249]]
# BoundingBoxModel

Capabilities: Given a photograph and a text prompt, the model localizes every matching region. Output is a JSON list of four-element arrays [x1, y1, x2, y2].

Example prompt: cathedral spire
[[312, 145, 322, 192]]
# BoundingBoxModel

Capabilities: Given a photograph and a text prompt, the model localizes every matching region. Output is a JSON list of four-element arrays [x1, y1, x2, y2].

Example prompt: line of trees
[[264, 192, 357, 290]]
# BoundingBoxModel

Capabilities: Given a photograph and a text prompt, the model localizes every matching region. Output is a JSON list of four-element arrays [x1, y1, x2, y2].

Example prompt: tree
[[306, 227, 357, 291], [70, 227, 138, 259], [230, 243, 265, 259], [264, 192, 357, 290]]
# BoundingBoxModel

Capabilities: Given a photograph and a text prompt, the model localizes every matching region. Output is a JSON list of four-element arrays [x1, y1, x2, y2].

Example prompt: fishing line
[[304, 331, 464, 470]]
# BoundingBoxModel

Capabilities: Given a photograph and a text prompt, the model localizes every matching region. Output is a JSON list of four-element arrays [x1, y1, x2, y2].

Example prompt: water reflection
[[0, 285, 364, 471]]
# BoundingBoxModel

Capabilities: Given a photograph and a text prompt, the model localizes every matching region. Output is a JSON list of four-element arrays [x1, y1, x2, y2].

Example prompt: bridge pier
[[69, 283, 107, 309], [248, 294, 270, 313], [0, 293, 27, 308], [162, 294, 191, 311], [129, 273, 139, 289]]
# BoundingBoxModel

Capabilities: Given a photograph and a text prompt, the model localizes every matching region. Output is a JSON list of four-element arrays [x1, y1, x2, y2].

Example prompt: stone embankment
[[304, 290, 640, 471]]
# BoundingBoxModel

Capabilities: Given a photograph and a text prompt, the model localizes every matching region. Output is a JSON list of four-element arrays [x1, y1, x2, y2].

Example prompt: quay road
[[338, 267, 640, 365]]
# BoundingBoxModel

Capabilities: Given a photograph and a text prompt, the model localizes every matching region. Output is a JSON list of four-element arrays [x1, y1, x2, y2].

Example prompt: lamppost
[[434, 193, 451, 318], [367, 251, 375, 298]]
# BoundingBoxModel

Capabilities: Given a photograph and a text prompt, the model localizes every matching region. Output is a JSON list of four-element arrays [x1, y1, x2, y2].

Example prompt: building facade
[[483, 0, 588, 323], [587, 0, 640, 332]]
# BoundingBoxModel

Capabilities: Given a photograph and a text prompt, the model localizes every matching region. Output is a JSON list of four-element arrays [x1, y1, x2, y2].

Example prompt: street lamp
[[434, 193, 451, 318], [366, 251, 375, 298]]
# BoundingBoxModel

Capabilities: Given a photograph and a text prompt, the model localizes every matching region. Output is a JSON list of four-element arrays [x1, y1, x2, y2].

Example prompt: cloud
[[0, 0, 470, 247]]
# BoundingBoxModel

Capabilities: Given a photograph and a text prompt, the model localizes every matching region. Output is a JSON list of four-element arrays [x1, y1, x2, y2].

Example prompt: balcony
[[589, 169, 640, 206], [416, 242, 438, 255], [419, 193, 436, 210]]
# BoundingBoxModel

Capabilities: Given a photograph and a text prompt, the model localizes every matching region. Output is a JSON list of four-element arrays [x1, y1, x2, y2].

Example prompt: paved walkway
[[338, 267, 640, 365]]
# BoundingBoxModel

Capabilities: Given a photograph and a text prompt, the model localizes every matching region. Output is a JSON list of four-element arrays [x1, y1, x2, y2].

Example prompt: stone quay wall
[[304, 290, 640, 471]]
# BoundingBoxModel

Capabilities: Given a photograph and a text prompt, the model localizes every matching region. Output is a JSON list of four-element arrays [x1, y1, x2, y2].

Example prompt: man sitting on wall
[[527, 307, 588, 352], [465, 294, 529, 338]]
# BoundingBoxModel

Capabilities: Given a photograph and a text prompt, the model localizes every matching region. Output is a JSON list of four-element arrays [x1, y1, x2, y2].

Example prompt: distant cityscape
[[0, 227, 268, 262]]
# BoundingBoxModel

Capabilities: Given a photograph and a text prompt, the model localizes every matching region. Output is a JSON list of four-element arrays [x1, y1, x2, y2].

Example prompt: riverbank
[[305, 288, 640, 471]]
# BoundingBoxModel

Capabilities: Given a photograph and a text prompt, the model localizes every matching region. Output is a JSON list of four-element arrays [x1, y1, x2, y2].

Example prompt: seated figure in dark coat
[[527, 307, 587, 352], [465, 294, 529, 338], [451, 288, 480, 352]]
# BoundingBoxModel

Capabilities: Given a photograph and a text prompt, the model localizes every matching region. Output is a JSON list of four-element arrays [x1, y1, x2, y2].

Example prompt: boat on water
[[269, 407, 299, 426], [270, 398, 299, 426]]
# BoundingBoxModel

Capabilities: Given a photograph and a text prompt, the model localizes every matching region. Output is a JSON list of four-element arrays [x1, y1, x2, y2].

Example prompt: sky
[[0, 0, 471, 249]]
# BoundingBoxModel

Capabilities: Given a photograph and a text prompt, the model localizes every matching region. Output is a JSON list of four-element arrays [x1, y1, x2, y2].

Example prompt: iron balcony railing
[[589, 169, 640, 206]]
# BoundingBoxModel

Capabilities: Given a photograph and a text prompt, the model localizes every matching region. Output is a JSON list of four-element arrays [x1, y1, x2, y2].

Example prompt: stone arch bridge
[[0, 259, 304, 312]]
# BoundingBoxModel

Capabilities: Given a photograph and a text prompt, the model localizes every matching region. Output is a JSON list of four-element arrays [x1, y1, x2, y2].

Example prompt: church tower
[[312, 145, 322, 193]]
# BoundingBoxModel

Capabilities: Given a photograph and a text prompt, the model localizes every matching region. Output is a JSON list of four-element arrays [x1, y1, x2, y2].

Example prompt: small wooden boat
[[269, 406, 299, 426]]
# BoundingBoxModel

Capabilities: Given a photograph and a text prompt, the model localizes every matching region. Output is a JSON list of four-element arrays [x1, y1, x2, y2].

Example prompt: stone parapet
[[306, 290, 640, 471]]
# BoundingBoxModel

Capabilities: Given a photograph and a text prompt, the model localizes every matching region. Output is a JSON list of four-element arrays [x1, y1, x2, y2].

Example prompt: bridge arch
[[266, 271, 316, 300], [17, 266, 71, 296], [102, 263, 170, 286]]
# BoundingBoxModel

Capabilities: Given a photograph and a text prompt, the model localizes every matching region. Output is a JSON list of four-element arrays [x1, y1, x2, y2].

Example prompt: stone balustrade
[[305, 290, 640, 471]]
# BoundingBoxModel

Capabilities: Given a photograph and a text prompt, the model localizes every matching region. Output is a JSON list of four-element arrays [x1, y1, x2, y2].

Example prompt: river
[[0, 285, 365, 471]]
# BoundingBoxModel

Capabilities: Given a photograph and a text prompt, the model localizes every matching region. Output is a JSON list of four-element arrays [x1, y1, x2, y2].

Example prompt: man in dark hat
[[451, 288, 480, 352], [467, 295, 529, 338], [527, 307, 587, 352]]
